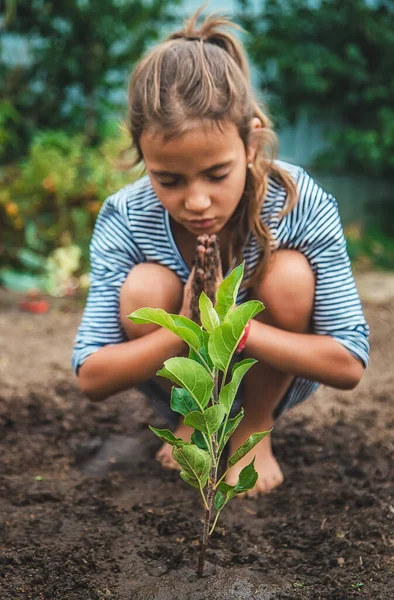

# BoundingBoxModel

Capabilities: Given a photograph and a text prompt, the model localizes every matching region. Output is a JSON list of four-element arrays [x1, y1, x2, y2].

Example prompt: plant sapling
[[128, 261, 270, 576]]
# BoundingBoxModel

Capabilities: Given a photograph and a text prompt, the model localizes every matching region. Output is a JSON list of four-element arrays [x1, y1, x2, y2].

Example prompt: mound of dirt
[[0, 287, 393, 599]]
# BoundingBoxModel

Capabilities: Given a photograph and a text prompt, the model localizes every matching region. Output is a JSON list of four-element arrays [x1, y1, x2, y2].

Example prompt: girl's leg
[[226, 249, 315, 495], [119, 263, 193, 468], [119, 262, 183, 339]]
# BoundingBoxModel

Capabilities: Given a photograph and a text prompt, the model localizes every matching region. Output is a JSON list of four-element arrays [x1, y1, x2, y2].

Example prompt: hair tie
[[185, 35, 203, 42]]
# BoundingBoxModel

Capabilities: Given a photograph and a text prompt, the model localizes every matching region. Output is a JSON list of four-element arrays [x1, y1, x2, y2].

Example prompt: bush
[[238, 0, 394, 176], [345, 197, 394, 271], [0, 125, 140, 295], [1, 0, 181, 157]]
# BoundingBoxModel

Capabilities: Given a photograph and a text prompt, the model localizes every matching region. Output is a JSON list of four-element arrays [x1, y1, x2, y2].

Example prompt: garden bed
[[0, 291, 393, 599]]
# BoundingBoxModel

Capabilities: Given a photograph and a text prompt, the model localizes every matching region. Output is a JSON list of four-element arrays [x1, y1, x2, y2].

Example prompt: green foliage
[[0, 126, 138, 293], [345, 220, 394, 272], [128, 264, 270, 574], [219, 359, 257, 415], [148, 427, 188, 449], [208, 301, 263, 371], [218, 409, 245, 452], [238, 0, 394, 175], [344, 194, 394, 271], [170, 387, 200, 417], [214, 263, 244, 319], [184, 405, 226, 436], [227, 431, 270, 468], [172, 445, 211, 491], [131, 308, 204, 352], [0, 101, 23, 162], [199, 292, 221, 332], [157, 357, 214, 410], [214, 461, 258, 510], [1, 0, 181, 158]]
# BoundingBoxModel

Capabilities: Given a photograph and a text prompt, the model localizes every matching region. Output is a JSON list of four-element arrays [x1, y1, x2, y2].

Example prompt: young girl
[[72, 10, 369, 496]]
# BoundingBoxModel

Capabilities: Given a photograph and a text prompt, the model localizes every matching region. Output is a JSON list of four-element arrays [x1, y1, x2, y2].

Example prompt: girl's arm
[[79, 268, 194, 402], [250, 169, 368, 389], [73, 192, 189, 402], [245, 321, 364, 390], [79, 328, 186, 402]]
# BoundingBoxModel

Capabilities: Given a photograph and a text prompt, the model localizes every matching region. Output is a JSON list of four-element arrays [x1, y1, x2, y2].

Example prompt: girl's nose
[[184, 190, 212, 213]]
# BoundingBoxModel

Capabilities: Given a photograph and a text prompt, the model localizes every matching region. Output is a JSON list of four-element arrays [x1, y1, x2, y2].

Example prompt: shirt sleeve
[[72, 192, 144, 375], [285, 170, 370, 367]]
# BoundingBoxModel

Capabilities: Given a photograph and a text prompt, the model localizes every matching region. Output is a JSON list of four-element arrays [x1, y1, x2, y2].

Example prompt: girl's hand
[[179, 267, 195, 319], [180, 234, 223, 322]]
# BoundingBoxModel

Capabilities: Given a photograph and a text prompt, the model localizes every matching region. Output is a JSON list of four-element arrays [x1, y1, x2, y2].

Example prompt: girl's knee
[[119, 263, 183, 338], [253, 250, 315, 332]]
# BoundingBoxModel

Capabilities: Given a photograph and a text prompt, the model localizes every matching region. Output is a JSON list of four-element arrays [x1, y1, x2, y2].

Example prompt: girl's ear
[[246, 118, 263, 163]]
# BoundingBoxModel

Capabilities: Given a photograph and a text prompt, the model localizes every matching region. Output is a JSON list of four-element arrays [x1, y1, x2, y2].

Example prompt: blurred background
[[1, 0, 393, 301]]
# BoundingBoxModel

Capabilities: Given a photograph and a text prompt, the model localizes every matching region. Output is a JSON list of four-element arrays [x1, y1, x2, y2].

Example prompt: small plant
[[128, 262, 270, 576]]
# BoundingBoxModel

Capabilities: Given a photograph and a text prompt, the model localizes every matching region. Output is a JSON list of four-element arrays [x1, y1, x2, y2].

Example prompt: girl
[[72, 10, 369, 496]]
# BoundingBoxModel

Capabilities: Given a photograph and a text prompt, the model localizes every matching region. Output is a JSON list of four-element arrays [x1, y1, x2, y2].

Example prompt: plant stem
[[197, 475, 215, 577], [198, 368, 219, 577], [209, 507, 222, 535], [213, 468, 230, 490], [198, 483, 209, 511], [217, 364, 231, 451]]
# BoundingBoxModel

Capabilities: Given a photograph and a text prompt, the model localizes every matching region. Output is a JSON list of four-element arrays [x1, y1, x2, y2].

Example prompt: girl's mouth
[[187, 219, 217, 230]]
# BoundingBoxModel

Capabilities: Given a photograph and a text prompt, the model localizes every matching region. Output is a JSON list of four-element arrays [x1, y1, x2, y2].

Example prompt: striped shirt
[[72, 162, 369, 411]]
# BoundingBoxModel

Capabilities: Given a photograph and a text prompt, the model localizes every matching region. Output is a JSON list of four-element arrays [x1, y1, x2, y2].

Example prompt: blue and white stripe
[[72, 163, 369, 415]]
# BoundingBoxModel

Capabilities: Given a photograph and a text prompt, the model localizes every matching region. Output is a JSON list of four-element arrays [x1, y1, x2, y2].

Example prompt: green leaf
[[204, 405, 226, 434], [202, 330, 214, 370], [223, 300, 265, 324], [171, 315, 205, 347], [25, 222, 45, 251], [172, 444, 211, 489], [189, 330, 213, 371], [157, 357, 214, 409], [215, 263, 244, 320], [128, 306, 173, 328], [149, 426, 188, 448], [227, 430, 272, 468], [170, 387, 200, 416], [214, 481, 234, 510], [234, 459, 258, 493], [127, 308, 204, 351], [199, 292, 220, 332], [184, 405, 225, 435], [191, 429, 209, 451], [218, 408, 244, 451], [0, 268, 46, 293], [17, 248, 46, 271], [214, 460, 258, 509], [214, 490, 227, 511], [219, 358, 257, 414], [184, 411, 208, 433], [209, 300, 264, 371]]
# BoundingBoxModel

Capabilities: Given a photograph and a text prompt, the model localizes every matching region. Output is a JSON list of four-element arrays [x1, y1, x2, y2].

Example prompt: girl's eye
[[159, 180, 181, 188], [208, 173, 229, 182], [158, 173, 229, 187]]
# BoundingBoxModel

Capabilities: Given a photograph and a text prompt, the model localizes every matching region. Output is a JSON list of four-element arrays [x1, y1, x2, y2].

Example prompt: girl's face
[[140, 122, 255, 237]]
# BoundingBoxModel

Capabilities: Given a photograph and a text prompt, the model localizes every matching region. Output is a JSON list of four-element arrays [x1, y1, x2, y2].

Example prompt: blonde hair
[[127, 8, 298, 283]]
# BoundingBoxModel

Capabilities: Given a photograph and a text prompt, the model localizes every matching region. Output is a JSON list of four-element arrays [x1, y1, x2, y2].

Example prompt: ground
[[0, 273, 393, 599]]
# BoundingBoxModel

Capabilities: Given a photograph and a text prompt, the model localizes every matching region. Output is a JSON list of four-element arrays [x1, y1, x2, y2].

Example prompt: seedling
[[128, 262, 270, 576]]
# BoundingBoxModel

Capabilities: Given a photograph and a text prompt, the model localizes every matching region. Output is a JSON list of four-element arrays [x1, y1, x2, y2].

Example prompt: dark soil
[[0, 292, 393, 599]]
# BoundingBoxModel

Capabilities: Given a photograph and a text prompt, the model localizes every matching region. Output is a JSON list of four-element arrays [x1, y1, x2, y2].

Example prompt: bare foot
[[156, 422, 193, 470], [225, 422, 284, 496]]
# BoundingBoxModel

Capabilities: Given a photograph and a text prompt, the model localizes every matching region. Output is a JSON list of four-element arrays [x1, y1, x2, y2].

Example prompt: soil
[[0, 276, 393, 600]]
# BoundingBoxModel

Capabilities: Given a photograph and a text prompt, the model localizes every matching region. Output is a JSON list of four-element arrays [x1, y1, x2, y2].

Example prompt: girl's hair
[[127, 8, 298, 283]]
